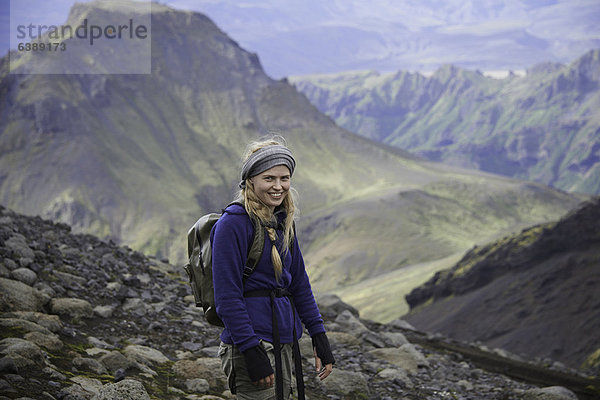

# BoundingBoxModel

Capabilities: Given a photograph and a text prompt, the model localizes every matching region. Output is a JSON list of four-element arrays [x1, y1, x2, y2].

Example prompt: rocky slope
[[0, 1, 586, 322], [1, 205, 599, 400], [405, 197, 600, 372], [291, 49, 600, 194]]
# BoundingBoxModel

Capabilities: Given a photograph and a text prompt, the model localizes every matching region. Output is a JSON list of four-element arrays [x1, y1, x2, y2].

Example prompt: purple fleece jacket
[[210, 203, 326, 352]]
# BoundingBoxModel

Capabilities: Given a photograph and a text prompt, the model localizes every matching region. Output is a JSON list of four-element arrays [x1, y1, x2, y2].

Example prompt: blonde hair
[[236, 137, 297, 281]]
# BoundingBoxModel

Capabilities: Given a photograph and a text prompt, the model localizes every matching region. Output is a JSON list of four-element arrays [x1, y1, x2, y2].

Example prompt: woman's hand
[[311, 332, 335, 380], [242, 345, 274, 386], [314, 348, 333, 380], [255, 373, 275, 387]]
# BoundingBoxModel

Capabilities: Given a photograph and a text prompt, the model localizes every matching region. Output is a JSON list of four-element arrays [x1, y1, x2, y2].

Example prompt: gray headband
[[240, 145, 296, 188]]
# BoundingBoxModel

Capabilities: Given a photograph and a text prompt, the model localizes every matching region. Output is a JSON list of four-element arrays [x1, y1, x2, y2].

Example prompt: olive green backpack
[[183, 202, 265, 326]]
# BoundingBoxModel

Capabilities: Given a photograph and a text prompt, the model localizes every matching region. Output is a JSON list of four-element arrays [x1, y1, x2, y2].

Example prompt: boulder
[[5, 234, 35, 260], [0, 356, 18, 374], [70, 376, 104, 396], [50, 297, 93, 319], [43, 366, 67, 381], [368, 343, 429, 374], [93, 305, 116, 318], [73, 356, 109, 374], [3, 311, 62, 332], [298, 335, 313, 358], [106, 281, 122, 292], [57, 383, 95, 400], [33, 281, 57, 298], [524, 386, 578, 400], [380, 331, 409, 347], [387, 318, 417, 331], [316, 294, 360, 318], [184, 377, 210, 393], [3, 258, 18, 271], [24, 331, 63, 351], [123, 344, 169, 365], [327, 331, 361, 347], [0, 278, 49, 312], [363, 331, 388, 348], [317, 369, 370, 398], [0, 263, 9, 278], [52, 270, 88, 287], [333, 310, 370, 336], [457, 379, 474, 391], [85, 347, 110, 357], [91, 378, 151, 400], [87, 336, 114, 350], [0, 318, 54, 336], [376, 367, 411, 387], [0, 338, 46, 368], [100, 351, 132, 374], [9, 268, 37, 286], [18, 257, 33, 267], [122, 298, 147, 315], [172, 357, 224, 389]]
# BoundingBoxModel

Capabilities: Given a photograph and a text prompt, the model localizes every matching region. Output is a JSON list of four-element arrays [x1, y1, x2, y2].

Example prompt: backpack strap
[[221, 201, 265, 283], [243, 212, 265, 282]]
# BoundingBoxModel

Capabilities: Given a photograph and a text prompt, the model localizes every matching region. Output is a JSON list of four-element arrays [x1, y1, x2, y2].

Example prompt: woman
[[211, 137, 334, 400]]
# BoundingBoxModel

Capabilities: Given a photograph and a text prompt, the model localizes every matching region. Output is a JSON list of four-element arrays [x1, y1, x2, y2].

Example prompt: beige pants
[[219, 341, 293, 400]]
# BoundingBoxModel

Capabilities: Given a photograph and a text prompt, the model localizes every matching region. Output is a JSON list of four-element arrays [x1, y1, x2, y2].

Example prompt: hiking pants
[[218, 340, 293, 400]]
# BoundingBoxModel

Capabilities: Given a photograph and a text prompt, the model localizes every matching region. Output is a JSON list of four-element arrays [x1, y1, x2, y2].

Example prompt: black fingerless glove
[[312, 332, 335, 365], [242, 345, 274, 382]]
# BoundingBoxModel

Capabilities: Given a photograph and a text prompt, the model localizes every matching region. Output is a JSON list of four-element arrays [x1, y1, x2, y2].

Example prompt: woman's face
[[250, 165, 291, 212]]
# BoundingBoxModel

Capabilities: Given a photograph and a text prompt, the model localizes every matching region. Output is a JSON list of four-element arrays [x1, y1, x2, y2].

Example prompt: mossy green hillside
[[300, 172, 584, 322], [291, 49, 600, 195]]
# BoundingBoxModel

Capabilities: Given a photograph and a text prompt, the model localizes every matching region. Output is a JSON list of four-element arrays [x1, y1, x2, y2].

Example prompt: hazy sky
[[2, 0, 599, 76]]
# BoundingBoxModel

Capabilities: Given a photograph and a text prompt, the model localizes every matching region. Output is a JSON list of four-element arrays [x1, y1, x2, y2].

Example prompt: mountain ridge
[[291, 49, 600, 195]]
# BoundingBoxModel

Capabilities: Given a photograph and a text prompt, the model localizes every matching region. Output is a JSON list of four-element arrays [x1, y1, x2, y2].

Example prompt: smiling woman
[[210, 137, 335, 400], [250, 165, 291, 212]]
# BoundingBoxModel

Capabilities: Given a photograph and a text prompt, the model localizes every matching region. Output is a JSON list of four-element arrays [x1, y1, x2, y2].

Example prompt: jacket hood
[[223, 202, 247, 215]]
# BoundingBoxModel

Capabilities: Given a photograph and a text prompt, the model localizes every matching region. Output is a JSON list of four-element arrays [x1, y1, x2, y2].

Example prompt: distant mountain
[[184, 0, 600, 78], [0, 1, 586, 320], [404, 197, 600, 370], [291, 49, 600, 195]]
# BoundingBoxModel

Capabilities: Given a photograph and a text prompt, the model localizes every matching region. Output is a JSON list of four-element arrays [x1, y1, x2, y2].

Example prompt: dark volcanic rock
[[405, 197, 600, 371]]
